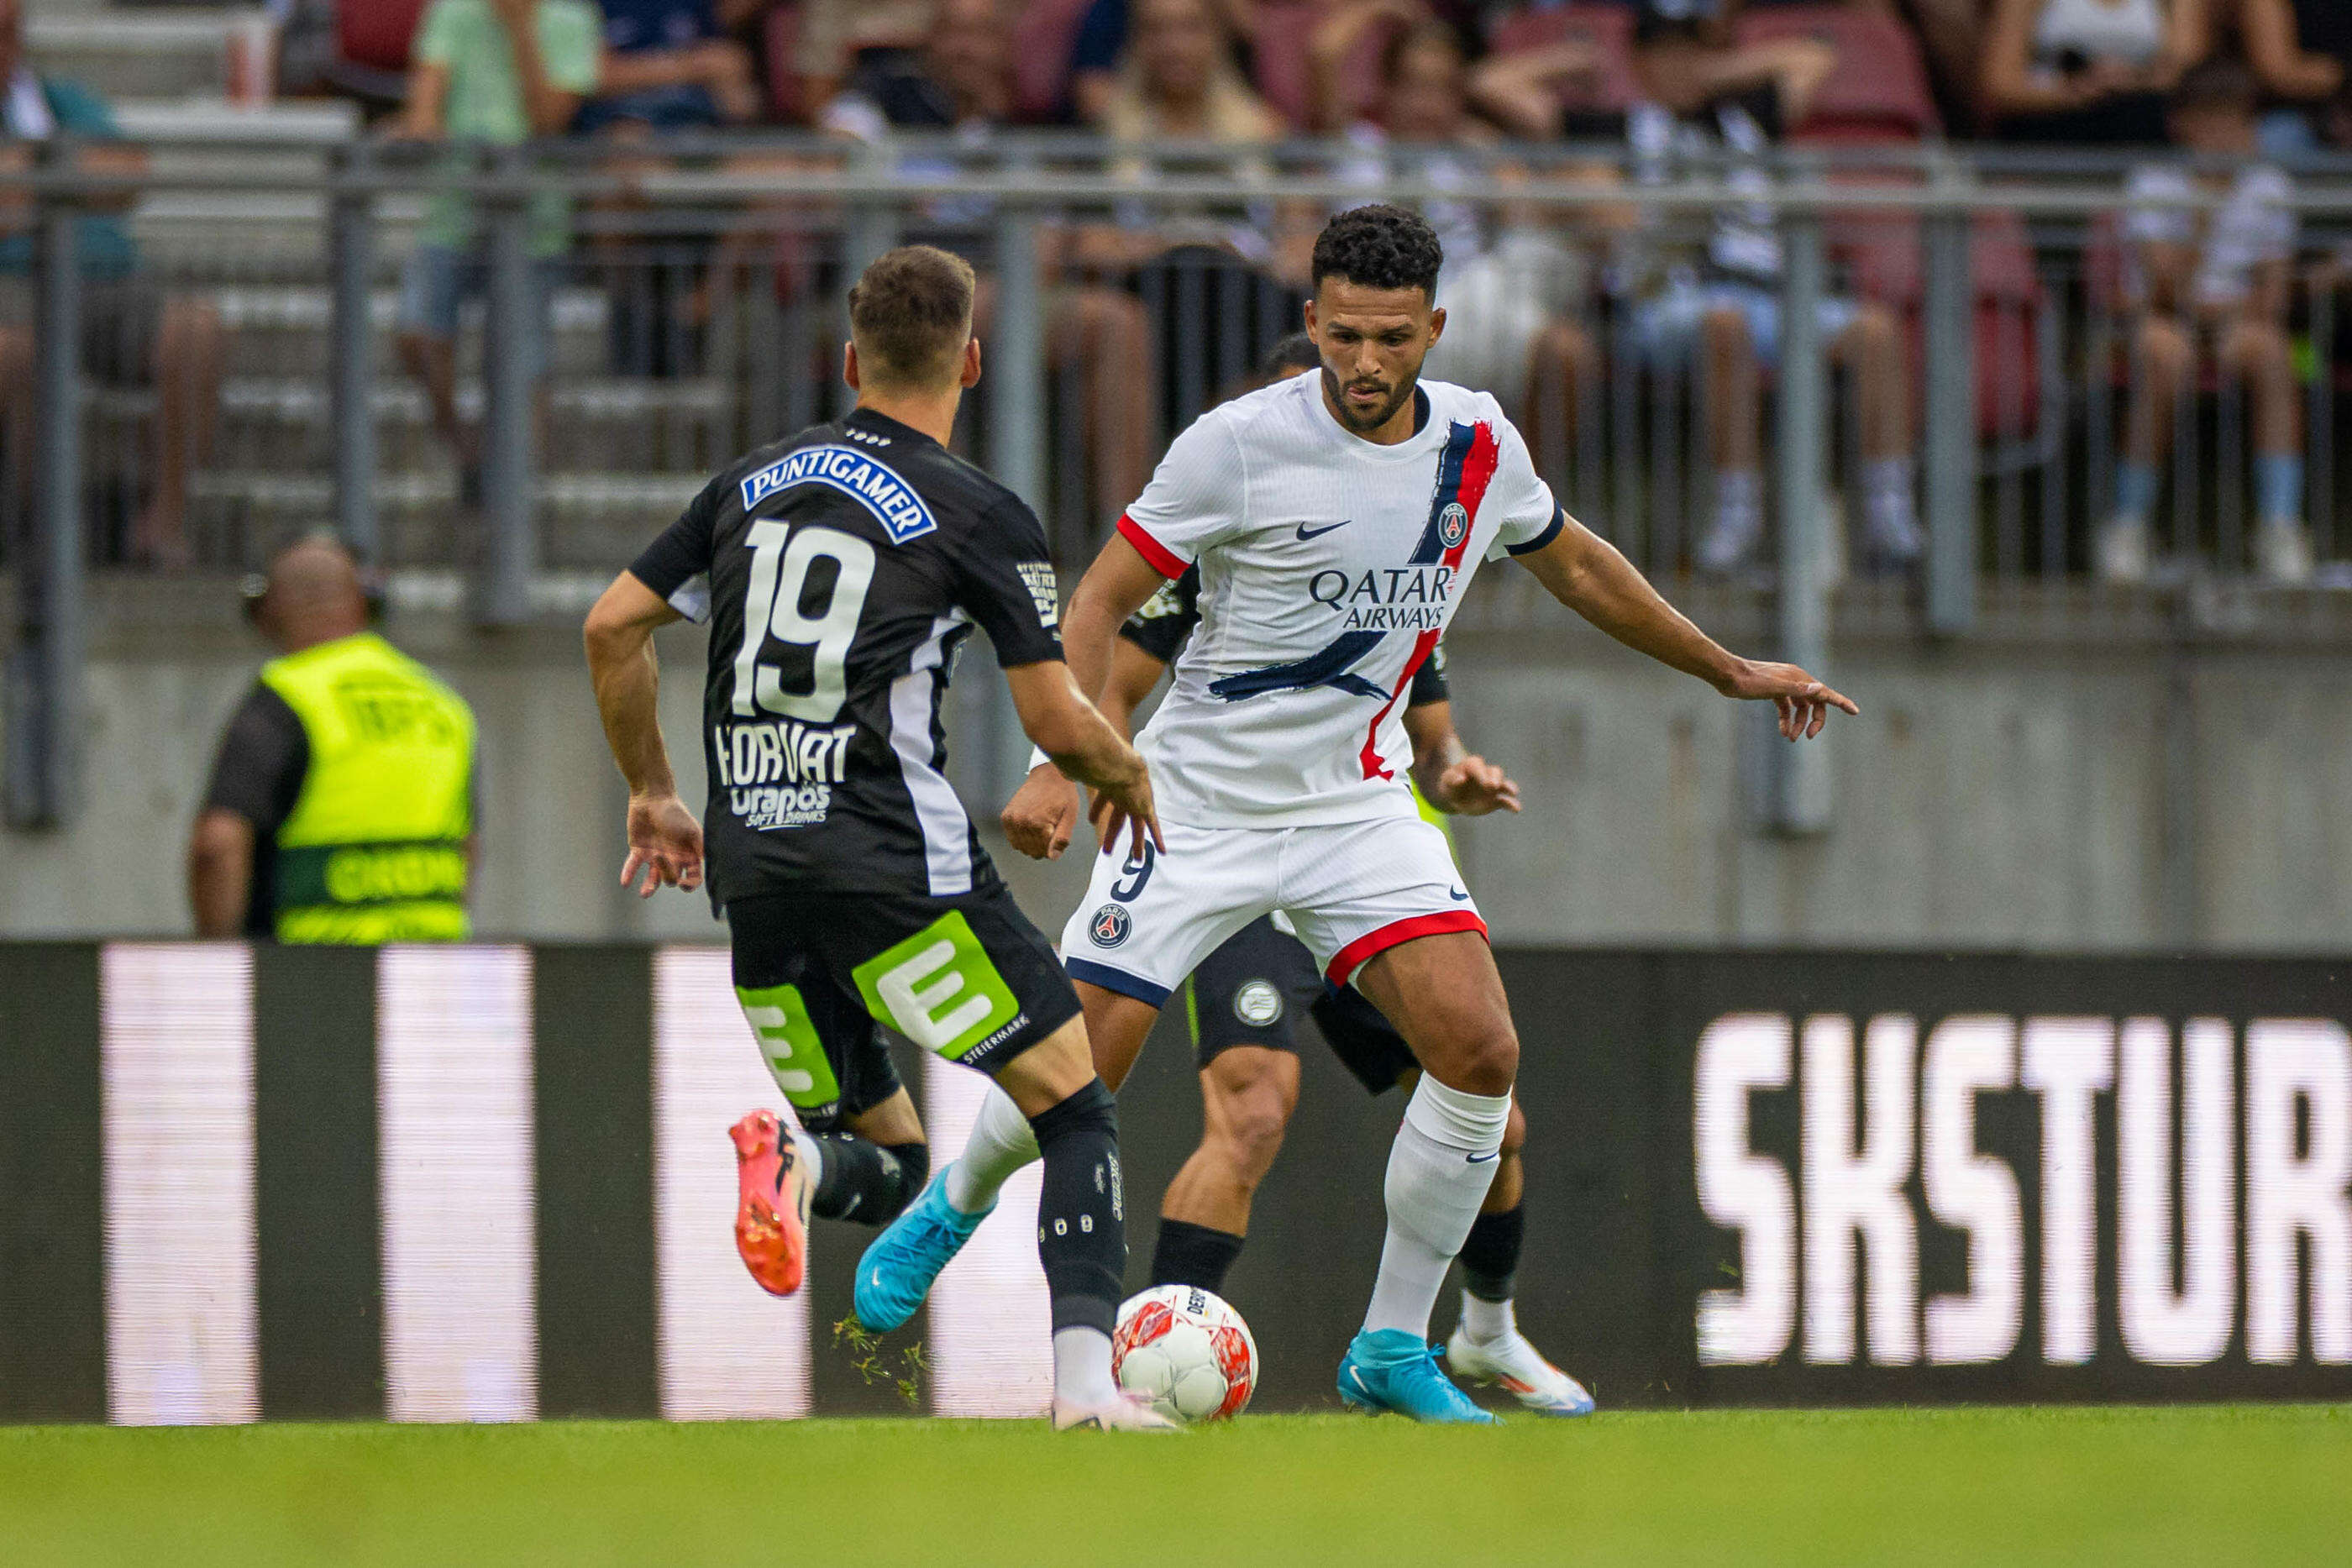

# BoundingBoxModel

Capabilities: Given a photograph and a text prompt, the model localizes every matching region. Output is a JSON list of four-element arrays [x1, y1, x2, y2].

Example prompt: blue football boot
[[852, 1167, 990, 1332], [1336, 1328, 1501, 1424]]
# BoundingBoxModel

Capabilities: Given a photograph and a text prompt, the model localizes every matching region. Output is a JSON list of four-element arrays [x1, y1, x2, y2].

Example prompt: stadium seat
[[1835, 202, 2045, 438], [1734, 4, 1938, 143], [1011, 0, 1097, 123], [339, 0, 432, 76], [1484, 4, 1642, 129]]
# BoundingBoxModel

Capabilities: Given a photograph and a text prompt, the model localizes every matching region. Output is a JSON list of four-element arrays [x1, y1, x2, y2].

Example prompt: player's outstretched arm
[[1063, 532, 1178, 721], [1402, 700, 1522, 816], [1515, 514, 1858, 740], [1002, 638, 1170, 860], [1003, 660, 1163, 862], [584, 570, 705, 898]]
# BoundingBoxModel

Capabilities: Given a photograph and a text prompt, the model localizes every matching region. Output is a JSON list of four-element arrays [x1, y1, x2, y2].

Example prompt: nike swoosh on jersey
[[1448, 887, 1471, 900], [1210, 422, 1485, 706], [1467, 1151, 1499, 1164], [1295, 519, 1353, 540]]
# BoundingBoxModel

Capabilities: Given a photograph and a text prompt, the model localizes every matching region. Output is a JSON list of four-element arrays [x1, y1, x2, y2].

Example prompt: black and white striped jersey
[[627, 406, 1064, 903]]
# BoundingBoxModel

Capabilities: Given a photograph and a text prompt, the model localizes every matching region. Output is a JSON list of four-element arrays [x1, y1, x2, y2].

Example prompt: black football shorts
[[1184, 915, 1419, 1095], [727, 879, 1082, 1130]]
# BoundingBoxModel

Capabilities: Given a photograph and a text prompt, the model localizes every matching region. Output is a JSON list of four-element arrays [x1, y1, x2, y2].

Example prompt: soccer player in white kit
[[856, 206, 1855, 1421]]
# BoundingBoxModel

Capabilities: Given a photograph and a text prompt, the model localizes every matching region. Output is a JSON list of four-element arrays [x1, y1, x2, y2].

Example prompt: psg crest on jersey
[[1438, 501, 1470, 550], [1089, 904, 1132, 948]]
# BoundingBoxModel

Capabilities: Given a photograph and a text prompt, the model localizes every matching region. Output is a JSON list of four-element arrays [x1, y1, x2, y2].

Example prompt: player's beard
[[1320, 361, 1422, 435]]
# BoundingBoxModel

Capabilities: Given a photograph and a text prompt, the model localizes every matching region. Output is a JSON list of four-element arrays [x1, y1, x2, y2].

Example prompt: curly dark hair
[[1310, 204, 1443, 300]]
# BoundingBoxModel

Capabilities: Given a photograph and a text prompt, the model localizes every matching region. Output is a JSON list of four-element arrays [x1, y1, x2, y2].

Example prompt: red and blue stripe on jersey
[[1357, 419, 1499, 779]]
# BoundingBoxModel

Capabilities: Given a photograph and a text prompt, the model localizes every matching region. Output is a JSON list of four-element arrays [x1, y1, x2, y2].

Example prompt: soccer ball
[[1110, 1284, 1258, 1424]]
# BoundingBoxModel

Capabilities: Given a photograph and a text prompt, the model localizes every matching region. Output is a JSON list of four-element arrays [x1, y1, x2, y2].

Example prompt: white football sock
[[944, 1083, 1039, 1214], [1461, 1289, 1516, 1345], [1362, 1075, 1511, 1339], [1052, 1325, 1121, 1407]]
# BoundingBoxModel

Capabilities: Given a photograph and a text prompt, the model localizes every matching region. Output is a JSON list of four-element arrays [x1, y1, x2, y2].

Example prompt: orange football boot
[[731, 1110, 811, 1296]]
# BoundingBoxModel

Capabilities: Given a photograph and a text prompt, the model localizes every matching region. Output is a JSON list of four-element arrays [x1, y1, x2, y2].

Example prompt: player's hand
[[1087, 755, 1166, 864], [621, 789, 705, 898], [1719, 659, 1859, 740], [1002, 763, 1083, 860], [1436, 754, 1522, 816]]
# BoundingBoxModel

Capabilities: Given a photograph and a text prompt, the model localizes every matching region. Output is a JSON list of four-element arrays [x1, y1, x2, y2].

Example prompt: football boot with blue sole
[[852, 1166, 990, 1332]]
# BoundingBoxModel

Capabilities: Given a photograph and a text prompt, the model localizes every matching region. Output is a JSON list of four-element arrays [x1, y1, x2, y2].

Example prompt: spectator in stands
[[818, 0, 1156, 521], [0, 0, 223, 570], [2234, 0, 2345, 152], [794, 0, 941, 114], [1612, 0, 1921, 575], [1100, 0, 1284, 145], [577, 0, 764, 131], [392, 0, 600, 500], [1069, 0, 1261, 125], [1893, 0, 1992, 132], [1982, 0, 2209, 144], [1312, 2, 1604, 462], [2103, 57, 2307, 583], [1071, 0, 1295, 272]]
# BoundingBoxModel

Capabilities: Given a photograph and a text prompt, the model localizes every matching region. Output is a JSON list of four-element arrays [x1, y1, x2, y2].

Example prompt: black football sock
[[1026, 1078, 1126, 1338], [1150, 1218, 1245, 1294], [807, 1133, 927, 1227], [1459, 1201, 1524, 1304]]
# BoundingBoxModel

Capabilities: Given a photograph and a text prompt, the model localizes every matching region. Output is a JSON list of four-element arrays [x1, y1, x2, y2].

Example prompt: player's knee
[[1221, 1090, 1292, 1183], [1446, 1024, 1520, 1099], [1205, 1057, 1295, 1183]]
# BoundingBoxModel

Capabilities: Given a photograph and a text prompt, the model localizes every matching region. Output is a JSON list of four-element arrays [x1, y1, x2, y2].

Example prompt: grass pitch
[[3, 1404, 2344, 1566]]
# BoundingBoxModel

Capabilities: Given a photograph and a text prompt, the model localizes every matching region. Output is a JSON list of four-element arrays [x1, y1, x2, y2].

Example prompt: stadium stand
[[1733, 3, 1940, 142], [1483, 4, 1642, 130]]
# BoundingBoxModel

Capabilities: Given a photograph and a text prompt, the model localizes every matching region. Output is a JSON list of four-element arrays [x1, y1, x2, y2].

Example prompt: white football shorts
[[1058, 814, 1485, 1009]]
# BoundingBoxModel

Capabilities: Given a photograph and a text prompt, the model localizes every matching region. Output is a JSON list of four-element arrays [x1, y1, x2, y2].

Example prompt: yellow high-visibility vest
[[259, 632, 476, 944]]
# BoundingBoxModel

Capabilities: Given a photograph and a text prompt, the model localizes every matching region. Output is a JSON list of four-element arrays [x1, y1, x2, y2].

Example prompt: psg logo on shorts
[[1089, 904, 1132, 948], [1438, 501, 1470, 550]]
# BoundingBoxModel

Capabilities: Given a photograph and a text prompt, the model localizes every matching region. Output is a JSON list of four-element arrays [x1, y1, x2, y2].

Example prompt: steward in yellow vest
[[190, 538, 477, 943]]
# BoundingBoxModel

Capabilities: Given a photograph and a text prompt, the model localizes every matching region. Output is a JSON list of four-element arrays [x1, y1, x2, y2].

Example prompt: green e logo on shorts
[[851, 910, 1019, 1061], [735, 982, 843, 1113]]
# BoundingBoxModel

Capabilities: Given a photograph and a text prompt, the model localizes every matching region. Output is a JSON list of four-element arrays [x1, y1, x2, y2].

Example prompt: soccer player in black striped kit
[[584, 244, 1175, 1429]]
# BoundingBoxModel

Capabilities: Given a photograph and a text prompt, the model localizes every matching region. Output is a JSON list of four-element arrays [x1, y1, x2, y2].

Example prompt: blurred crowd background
[[7, 0, 2352, 590]]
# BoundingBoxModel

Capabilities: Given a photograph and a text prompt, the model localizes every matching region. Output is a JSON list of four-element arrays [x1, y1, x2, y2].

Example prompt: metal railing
[[7, 134, 2352, 829]]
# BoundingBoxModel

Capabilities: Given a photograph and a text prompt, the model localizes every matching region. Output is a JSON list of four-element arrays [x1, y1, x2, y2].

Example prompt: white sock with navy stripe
[[1362, 1074, 1511, 1339]]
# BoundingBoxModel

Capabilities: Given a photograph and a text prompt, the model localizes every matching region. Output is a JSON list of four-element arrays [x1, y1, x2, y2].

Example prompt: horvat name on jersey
[[715, 716, 858, 831]]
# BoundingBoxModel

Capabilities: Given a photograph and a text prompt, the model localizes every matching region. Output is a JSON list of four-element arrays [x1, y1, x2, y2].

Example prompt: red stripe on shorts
[[1325, 908, 1489, 987]]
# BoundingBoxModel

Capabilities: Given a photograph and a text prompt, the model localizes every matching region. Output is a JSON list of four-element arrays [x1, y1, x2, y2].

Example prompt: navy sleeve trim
[[1504, 503, 1566, 558]]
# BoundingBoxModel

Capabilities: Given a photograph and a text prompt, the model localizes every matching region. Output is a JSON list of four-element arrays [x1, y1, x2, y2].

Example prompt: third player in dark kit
[[584, 244, 1174, 1429]]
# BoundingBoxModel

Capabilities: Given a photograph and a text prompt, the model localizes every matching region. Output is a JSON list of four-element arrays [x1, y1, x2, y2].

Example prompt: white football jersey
[[1118, 373, 1561, 827]]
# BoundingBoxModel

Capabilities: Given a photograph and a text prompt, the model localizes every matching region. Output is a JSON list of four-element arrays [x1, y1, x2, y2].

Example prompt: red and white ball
[[1110, 1284, 1259, 1424]]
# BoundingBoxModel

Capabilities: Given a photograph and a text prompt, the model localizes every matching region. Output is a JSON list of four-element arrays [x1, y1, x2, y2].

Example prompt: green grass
[[3, 1406, 2345, 1566]]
